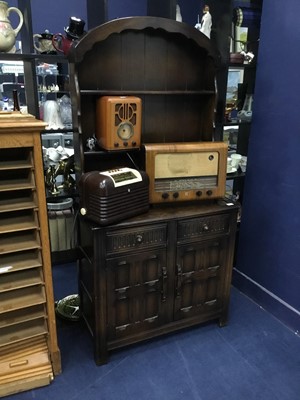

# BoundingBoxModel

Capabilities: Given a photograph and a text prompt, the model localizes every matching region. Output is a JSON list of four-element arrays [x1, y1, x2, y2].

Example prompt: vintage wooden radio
[[144, 142, 228, 204], [96, 96, 142, 150], [78, 167, 149, 225]]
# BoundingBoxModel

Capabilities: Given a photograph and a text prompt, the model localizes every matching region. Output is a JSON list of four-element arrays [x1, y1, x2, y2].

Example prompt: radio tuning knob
[[132, 141, 136, 146], [203, 224, 209, 232], [162, 192, 169, 199], [173, 192, 179, 199], [206, 190, 213, 196], [123, 141, 128, 147], [114, 142, 119, 148], [80, 208, 87, 216], [196, 191, 202, 197], [136, 234, 143, 244]]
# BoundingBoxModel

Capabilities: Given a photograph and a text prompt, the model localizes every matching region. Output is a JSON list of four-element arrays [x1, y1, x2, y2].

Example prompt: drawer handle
[[9, 359, 29, 368], [135, 234, 143, 244], [176, 264, 182, 297], [116, 323, 130, 332], [145, 316, 158, 323], [182, 306, 192, 313], [205, 299, 217, 307], [161, 265, 167, 302]]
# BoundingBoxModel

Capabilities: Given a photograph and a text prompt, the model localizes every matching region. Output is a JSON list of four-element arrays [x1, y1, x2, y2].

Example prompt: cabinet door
[[174, 237, 229, 321], [106, 249, 169, 340]]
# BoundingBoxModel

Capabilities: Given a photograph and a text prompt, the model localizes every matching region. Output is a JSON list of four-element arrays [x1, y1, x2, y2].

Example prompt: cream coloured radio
[[144, 142, 228, 203]]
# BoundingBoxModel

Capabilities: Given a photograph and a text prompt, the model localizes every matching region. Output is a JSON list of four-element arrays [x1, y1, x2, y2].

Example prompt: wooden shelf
[[0, 318, 48, 348], [0, 160, 33, 171], [0, 232, 41, 255], [0, 178, 35, 192], [0, 251, 42, 273], [0, 286, 46, 315], [0, 305, 45, 329], [0, 52, 66, 62], [0, 269, 42, 292], [0, 196, 36, 213], [0, 212, 38, 234], [80, 89, 216, 95]]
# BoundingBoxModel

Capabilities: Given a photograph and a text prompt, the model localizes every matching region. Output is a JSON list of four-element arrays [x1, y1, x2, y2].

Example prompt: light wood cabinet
[[0, 112, 61, 397]]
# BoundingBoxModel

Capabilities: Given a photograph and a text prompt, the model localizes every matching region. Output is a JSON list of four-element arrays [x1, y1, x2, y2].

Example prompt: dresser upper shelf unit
[[68, 16, 219, 177]]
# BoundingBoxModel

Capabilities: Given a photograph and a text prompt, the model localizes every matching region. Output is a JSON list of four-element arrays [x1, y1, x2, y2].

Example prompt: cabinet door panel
[[174, 237, 228, 320], [106, 249, 168, 339]]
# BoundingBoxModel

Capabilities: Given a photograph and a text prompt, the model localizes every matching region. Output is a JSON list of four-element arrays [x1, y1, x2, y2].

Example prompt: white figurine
[[200, 5, 212, 39], [176, 4, 182, 22]]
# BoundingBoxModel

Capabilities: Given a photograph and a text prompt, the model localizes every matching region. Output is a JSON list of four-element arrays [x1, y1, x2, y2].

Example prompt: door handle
[[176, 264, 182, 297], [161, 265, 167, 302]]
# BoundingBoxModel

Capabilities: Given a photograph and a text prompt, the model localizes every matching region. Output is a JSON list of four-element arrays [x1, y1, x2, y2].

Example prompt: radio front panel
[[144, 142, 227, 204]]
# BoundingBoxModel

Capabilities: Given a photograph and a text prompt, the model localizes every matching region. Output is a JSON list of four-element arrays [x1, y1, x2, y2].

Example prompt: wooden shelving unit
[[69, 16, 239, 365], [0, 112, 61, 397]]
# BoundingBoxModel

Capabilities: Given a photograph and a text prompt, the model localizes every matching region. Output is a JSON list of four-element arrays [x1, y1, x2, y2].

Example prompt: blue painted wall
[[107, 0, 147, 20], [234, 0, 300, 331], [9, 1, 87, 35], [10, 0, 148, 35], [30, 1, 87, 35]]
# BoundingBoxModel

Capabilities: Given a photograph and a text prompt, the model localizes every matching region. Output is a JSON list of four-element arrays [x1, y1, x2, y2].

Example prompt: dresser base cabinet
[[0, 112, 61, 397], [78, 201, 239, 365]]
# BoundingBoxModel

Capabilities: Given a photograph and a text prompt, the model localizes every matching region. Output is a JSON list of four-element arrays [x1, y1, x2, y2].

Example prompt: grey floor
[[7, 262, 300, 400]]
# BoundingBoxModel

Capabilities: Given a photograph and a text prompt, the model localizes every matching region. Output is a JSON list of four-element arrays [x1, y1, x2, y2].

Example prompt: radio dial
[[196, 191, 202, 197], [206, 190, 213, 196], [117, 121, 134, 140], [162, 192, 169, 199], [173, 192, 179, 199]]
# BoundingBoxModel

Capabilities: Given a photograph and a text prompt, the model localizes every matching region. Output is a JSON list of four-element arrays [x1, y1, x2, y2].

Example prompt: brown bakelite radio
[[144, 142, 228, 204], [78, 167, 149, 225], [96, 96, 142, 150]]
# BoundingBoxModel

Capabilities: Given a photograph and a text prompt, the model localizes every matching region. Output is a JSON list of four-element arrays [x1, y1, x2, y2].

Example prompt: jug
[[0, 1, 23, 53], [52, 16, 85, 55], [52, 33, 73, 55], [33, 30, 56, 54]]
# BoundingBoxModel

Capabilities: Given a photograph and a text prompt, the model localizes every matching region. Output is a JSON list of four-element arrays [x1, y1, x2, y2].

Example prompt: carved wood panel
[[106, 248, 168, 339], [174, 237, 227, 320]]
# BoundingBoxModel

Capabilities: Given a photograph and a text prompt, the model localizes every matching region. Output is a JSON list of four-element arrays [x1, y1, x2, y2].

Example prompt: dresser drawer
[[177, 214, 230, 242], [0, 336, 53, 385], [105, 224, 167, 255]]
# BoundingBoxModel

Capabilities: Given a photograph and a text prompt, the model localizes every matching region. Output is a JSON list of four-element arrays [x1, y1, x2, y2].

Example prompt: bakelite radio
[[144, 142, 228, 204], [78, 167, 149, 225], [96, 96, 142, 150]]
